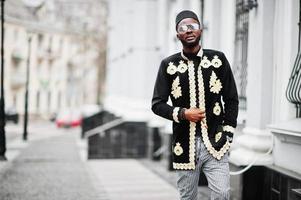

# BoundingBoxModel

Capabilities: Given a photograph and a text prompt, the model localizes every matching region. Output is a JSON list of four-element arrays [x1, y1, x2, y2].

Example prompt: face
[[176, 18, 202, 48]]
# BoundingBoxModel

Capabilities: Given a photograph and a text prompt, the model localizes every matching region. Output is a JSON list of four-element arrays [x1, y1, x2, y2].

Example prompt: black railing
[[286, 0, 301, 118]]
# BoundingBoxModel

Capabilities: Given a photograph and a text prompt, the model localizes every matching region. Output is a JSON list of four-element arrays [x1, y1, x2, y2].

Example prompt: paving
[[0, 121, 181, 200], [0, 127, 104, 200], [139, 159, 211, 200], [88, 159, 179, 200]]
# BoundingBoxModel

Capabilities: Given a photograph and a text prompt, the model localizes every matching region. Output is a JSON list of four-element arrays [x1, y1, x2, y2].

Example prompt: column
[[229, 0, 275, 166]]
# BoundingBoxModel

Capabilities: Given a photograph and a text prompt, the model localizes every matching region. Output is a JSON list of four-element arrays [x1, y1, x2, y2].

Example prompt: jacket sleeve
[[221, 53, 239, 135], [151, 60, 182, 123]]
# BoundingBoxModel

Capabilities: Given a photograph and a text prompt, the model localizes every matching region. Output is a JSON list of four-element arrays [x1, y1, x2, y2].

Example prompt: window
[[233, 0, 250, 110], [37, 34, 44, 47], [36, 91, 40, 112], [48, 36, 53, 53]]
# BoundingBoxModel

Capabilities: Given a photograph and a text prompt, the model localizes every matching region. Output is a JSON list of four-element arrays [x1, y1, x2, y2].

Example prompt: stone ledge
[[268, 119, 301, 145], [266, 164, 301, 181]]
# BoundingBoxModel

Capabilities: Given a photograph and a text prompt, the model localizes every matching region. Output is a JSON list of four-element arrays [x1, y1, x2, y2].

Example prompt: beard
[[179, 35, 201, 48]]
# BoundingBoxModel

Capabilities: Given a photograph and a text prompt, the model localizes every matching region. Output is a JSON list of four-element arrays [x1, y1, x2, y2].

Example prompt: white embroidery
[[215, 132, 222, 142], [223, 125, 235, 133], [173, 61, 196, 170], [213, 102, 221, 116], [167, 62, 177, 75], [187, 60, 194, 68], [171, 76, 182, 99], [174, 56, 229, 170], [198, 63, 231, 161], [174, 143, 183, 156], [200, 56, 211, 68], [177, 60, 188, 73], [172, 107, 180, 123], [211, 55, 222, 68], [209, 71, 223, 94]]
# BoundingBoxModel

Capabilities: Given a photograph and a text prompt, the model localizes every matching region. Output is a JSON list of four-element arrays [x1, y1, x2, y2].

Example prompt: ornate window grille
[[233, 0, 252, 110], [286, 0, 301, 118]]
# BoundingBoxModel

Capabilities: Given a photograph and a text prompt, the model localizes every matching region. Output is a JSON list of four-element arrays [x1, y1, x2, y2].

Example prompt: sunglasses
[[177, 23, 200, 33]]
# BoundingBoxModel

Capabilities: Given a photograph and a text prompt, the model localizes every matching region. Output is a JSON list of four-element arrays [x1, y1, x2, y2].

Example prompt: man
[[151, 10, 238, 200]]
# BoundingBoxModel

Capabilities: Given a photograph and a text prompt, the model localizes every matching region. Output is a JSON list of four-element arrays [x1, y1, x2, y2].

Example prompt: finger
[[193, 118, 200, 122], [195, 110, 205, 115], [192, 118, 199, 123], [200, 119, 208, 128], [199, 109, 206, 114], [195, 116, 202, 121], [196, 114, 205, 120]]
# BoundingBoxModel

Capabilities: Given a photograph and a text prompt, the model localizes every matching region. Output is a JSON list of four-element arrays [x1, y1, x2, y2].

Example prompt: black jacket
[[152, 48, 239, 170]]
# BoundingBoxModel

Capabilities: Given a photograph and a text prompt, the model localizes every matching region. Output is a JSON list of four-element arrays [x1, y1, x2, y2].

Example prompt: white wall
[[105, 0, 161, 121], [246, 0, 275, 129], [272, 0, 299, 123]]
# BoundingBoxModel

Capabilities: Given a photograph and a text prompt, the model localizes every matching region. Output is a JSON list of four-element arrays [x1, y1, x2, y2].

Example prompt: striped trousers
[[176, 137, 230, 200]]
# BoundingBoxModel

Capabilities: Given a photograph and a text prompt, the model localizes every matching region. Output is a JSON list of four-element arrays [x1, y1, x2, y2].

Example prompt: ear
[[176, 33, 180, 40]]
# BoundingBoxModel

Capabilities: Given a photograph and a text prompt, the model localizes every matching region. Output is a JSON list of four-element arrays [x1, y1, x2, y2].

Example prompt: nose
[[186, 27, 192, 33], [186, 28, 193, 33]]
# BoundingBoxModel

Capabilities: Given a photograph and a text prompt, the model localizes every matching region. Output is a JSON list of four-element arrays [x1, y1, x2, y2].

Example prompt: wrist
[[178, 108, 187, 121]]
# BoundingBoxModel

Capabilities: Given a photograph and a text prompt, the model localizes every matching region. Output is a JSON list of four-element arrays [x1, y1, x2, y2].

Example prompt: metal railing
[[286, 0, 301, 118], [84, 118, 124, 138]]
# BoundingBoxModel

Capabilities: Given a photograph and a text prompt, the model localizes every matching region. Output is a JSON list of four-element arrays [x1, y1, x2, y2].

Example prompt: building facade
[[104, 0, 301, 199], [1, 0, 106, 119]]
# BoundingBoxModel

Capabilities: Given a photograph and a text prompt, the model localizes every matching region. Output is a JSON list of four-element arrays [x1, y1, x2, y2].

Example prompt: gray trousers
[[176, 137, 230, 200]]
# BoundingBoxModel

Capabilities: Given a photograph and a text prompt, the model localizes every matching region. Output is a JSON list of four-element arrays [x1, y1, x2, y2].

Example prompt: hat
[[175, 10, 200, 30]]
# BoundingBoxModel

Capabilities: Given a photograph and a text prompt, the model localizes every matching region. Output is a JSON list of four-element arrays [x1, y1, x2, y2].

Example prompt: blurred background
[[0, 0, 301, 200]]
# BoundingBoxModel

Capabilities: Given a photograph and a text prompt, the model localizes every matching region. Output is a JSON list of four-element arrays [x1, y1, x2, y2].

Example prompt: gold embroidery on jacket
[[174, 54, 230, 170], [177, 60, 188, 73], [215, 132, 222, 142], [223, 125, 235, 133], [167, 62, 177, 75], [198, 63, 231, 161], [213, 102, 221, 116], [173, 60, 196, 170], [211, 55, 222, 68], [209, 71, 223, 94], [171, 76, 182, 99], [174, 143, 184, 156], [200, 56, 211, 68]]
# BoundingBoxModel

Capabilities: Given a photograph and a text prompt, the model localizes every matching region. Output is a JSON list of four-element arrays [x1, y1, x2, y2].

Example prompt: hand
[[184, 108, 206, 123]]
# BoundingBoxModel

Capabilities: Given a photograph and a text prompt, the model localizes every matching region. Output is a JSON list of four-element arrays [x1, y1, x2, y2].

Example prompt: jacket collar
[[181, 47, 203, 60]]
